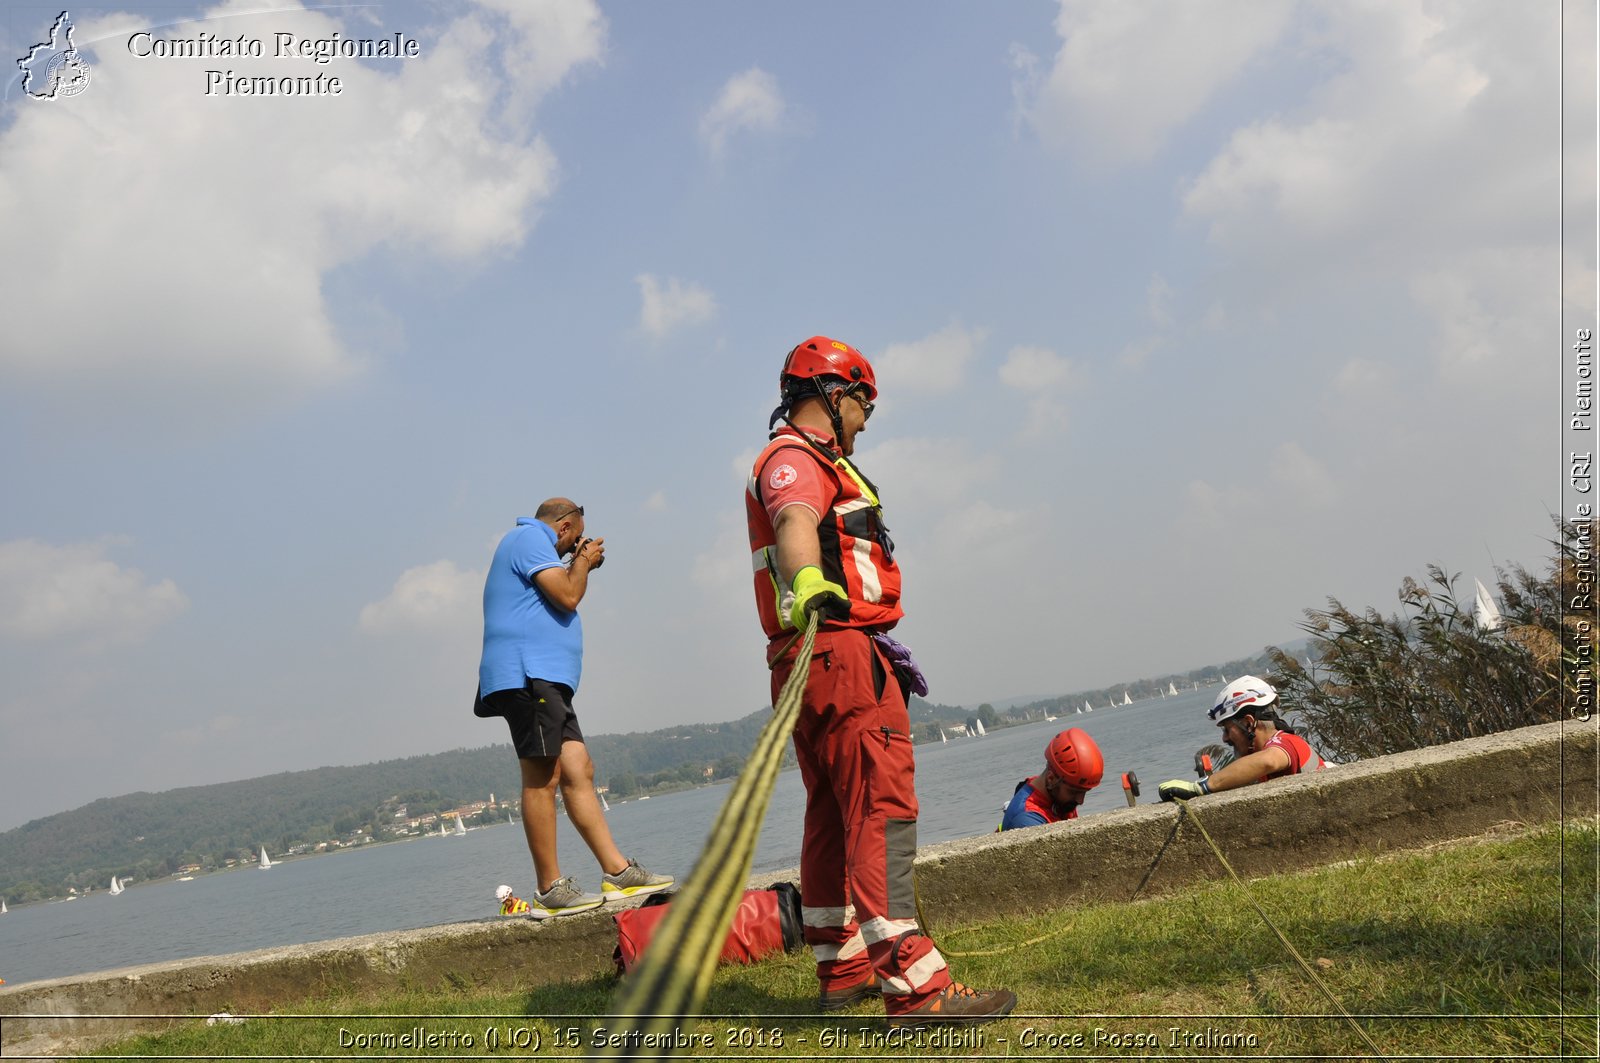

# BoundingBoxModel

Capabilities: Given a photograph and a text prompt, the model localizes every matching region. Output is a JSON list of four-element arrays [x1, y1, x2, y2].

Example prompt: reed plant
[[1266, 520, 1592, 761]]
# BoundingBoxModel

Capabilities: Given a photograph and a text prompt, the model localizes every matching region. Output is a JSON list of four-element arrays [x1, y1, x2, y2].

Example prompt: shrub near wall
[[1268, 520, 1591, 761]]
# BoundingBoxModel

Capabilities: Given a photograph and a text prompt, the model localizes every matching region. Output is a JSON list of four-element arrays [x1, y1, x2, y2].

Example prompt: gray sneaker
[[601, 859, 674, 900], [531, 877, 604, 917]]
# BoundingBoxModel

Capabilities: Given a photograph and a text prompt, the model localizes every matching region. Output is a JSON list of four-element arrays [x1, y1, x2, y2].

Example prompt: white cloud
[[1172, 2, 1572, 402], [699, 67, 785, 158], [1018, 0, 1293, 166], [1269, 441, 1338, 509], [643, 491, 668, 512], [999, 345, 1080, 437], [1409, 245, 1554, 383], [0, 0, 603, 411], [853, 435, 1002, 508], [468, 0, 608, 127], [636, 274, 717, 340], [1181, 3, 1560, 263], [0, 538, 187, 642], [999, 345, 1075, 391], [633, 273, 716, 340], [876, 323, 985, 395], [359, 560, 483, 633], [1334, 357, 1396, 398]]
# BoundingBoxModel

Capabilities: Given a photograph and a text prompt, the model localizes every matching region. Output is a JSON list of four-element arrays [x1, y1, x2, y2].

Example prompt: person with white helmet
[[494, 884, 535, 916], [1000, 727, 1105, 830], [1158, 675, 1325, 801]]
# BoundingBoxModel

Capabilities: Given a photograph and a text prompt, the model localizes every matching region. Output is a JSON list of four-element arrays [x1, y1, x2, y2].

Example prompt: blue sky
[[0, 0, 1592, 830]]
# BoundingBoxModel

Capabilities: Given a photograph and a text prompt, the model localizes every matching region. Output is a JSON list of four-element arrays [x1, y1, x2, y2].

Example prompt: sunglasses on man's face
[[845, 387, 875, 421], [551, 505, 585, 522]]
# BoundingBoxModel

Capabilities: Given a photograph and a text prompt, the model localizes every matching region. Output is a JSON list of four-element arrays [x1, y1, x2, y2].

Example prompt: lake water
[[0, 690, 1226, 986]]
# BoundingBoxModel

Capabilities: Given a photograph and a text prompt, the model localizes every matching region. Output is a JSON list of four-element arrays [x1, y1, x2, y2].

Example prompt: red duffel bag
[[613, 883, 803, 975]]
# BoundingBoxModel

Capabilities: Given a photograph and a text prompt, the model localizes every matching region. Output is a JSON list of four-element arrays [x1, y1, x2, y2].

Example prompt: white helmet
[[1209, 675, 1277, 725], [495, 884, 513, 902]]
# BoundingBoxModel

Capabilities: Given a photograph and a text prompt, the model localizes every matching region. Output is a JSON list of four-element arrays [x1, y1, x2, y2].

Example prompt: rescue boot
[[818, 977, 881, 1011], [885, 982, 1017, 1028]]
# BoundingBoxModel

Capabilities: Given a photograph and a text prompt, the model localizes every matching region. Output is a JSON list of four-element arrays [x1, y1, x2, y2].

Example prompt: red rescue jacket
[[746, 427, 903, 640]]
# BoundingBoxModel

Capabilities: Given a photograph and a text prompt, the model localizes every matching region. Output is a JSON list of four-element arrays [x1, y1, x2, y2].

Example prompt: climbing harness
[[607, 612, 820, 1051]]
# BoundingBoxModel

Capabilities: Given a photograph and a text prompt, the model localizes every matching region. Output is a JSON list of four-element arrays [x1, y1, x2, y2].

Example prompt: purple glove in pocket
[[868, 631, 929, 698]]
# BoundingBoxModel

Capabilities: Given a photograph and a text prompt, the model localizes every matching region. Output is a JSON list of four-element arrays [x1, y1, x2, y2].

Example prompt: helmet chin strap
[[769, 379, 848, 444]]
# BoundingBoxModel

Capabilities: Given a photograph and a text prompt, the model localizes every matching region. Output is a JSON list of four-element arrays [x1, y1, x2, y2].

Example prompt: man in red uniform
[[746, 336, 1015, 1027], [1157, 675, 1325, 800], [999, 727, 1104, 830]]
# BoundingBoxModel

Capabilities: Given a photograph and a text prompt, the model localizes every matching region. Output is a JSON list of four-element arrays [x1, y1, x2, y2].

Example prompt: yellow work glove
[[789, 565, 847, 630], [1158, 778, 1210, 802]]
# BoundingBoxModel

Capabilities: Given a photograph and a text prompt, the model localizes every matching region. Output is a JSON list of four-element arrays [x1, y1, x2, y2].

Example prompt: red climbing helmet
[[780, 336, 877, 401], [1045, 727, 1104, 791]]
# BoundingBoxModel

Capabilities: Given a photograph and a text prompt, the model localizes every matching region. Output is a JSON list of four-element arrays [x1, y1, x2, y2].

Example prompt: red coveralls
[[746, 425, 951, 1013]]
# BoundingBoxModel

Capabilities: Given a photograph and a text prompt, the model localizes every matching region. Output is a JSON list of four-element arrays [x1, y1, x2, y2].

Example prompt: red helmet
[[781, 335, 877, 401], [1045, 728, 1104, 791]]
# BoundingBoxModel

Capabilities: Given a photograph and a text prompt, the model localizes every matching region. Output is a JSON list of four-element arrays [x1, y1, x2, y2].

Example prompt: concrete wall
[[3, 719, 1594, 1055]]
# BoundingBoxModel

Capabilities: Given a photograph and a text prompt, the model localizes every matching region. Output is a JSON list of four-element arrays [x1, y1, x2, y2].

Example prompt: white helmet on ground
[[495, 884, 513, 902], [1209, 675, 1278, 725]]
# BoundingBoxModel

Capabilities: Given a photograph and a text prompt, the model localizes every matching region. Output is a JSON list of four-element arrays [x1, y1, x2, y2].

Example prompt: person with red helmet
[[1158, 675, 1326, 801], [747, 335, 1016, 1028], [1000, 727, 1105, 830]]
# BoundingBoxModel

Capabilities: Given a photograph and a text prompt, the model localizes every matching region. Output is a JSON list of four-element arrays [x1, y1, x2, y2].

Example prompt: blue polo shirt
[[478, 518, 583, 695]]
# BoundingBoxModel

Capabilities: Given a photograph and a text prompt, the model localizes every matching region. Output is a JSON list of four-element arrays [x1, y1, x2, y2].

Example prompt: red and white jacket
[[746, 426, 903, 640]]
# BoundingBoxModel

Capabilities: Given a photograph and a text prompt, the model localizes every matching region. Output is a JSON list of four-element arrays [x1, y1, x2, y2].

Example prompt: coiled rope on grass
[[606, 612, 819, 1053]]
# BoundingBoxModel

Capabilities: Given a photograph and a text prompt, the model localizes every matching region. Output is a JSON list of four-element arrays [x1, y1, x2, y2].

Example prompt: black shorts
[[474, 679, 584, 759]]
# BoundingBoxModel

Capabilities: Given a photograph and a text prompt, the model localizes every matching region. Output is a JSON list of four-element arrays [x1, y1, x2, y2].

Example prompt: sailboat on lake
[[258, 846, 273, 869], [453, 815, 467, 837], [109, 875, 124, 895]]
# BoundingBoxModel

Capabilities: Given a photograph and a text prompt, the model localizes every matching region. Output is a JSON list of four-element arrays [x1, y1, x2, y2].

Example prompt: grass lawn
[[104, 820, 1597, 1059]]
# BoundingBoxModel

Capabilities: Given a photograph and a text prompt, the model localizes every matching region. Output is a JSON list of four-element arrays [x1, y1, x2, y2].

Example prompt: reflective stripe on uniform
[[809, 930, 867, 963], [858, 915, 919, 945], [802, 903, 856, 928]]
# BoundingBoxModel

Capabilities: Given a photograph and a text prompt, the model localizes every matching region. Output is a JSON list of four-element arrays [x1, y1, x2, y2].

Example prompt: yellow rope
[[606, 613, 818, 1053], [924, 804, 1186, 958], [1175, 798, 1390, 1063]]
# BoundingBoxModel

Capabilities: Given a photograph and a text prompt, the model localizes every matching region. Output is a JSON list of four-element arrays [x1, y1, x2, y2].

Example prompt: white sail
[[1168, 682, 1179, 696], [1083, 700, 1092, 713], [974, 719, 987, 736], [258, 846, 273, 869], [1, 898, 8, 913], [1122, 691, 1132, 705], [940, 726, 948, 743], [453, 815, 467, 836], [109, 875, 124, 895], [1474, 578, 1504, 631], [599, 790, 611, 812]]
